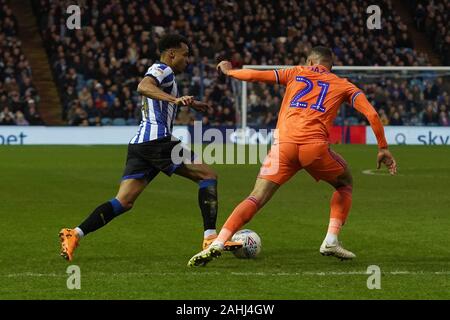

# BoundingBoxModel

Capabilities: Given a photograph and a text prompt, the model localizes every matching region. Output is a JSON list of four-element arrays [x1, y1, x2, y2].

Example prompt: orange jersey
[[274, 65, 359, 144], [228, 65, 387, 148]]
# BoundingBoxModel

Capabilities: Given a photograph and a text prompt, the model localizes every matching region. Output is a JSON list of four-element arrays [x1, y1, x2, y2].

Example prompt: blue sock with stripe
[[109, 198, 126, 216], [77, 198, 128, 236]]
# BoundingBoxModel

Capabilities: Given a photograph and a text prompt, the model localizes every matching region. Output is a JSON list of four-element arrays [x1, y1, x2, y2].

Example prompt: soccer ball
[[231, 229, 262, 259]]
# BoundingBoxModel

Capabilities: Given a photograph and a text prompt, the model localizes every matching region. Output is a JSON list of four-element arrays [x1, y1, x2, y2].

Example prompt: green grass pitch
[[0, 145, 449, 299]]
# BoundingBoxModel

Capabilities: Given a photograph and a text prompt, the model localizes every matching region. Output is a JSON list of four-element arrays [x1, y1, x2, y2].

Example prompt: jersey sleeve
[[274, 67, 299, 85], [352, 91, 388, 149], [344, 82, 364, 108], [227, 69, 278, 83], [145, 64, 173, 87]]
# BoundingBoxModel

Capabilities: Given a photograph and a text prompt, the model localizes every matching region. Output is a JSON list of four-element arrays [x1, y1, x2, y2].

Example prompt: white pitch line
[[3, 271, 449, 278], [233, 271, 450, 276], [362, 169, 396, 176]]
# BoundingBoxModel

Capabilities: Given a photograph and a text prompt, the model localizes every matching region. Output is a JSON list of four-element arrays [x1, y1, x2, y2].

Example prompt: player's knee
[[336, 170, 353, 188], [122, 202, 133, 211], [249, 190, 266, 208], [116, 197, 134, 212], [199, 168, 218, 181]]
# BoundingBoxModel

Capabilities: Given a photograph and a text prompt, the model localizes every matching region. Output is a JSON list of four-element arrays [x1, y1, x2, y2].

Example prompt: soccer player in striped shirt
[[59, 34, 241, 261], [188, 46, 397, 266]]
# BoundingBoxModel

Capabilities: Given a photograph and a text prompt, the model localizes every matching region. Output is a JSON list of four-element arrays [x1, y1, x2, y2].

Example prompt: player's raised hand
[[175, 95, 194, 106], [217, 61, 233, 75], [189, 100, 212, 113], [377, 148, 397, 175]]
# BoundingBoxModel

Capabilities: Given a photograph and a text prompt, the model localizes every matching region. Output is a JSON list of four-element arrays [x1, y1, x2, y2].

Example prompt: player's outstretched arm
[[353, 92, 397, 175], [217, 61, 278, 84], [137, 77, 194, 106]]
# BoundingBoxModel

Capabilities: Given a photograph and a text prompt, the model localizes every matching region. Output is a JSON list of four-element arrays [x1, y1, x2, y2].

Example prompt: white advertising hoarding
[[366, 126, 450, 145], [0, 126, 189, 145], [1, 126, 449, 146]]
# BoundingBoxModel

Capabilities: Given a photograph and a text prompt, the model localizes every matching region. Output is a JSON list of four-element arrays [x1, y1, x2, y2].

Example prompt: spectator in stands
[[221, 106, 235, 127], [67, 101, 88, 126], [438, 105, 449, 126], [84, 98, 100, 125], [378, 109, 390, 126], [25, 99, 44, 125], [390, 111, 404, 126], [422, 104, 439, 125], [15, 110, 29, 126], [408, 107, 421, 126], [0, 106, 15, 125], [110, 98, 126, 122]]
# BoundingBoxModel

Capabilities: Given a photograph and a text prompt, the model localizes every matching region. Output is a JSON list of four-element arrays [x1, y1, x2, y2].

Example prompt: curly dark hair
[[158, 34, 189, 53]]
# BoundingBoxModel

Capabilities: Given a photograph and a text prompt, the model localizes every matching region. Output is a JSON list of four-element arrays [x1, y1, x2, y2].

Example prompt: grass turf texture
[[0, 145, 449, 299]]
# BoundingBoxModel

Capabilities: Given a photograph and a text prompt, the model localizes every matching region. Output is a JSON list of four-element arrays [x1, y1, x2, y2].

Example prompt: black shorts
[[122, 136, 195, 182]]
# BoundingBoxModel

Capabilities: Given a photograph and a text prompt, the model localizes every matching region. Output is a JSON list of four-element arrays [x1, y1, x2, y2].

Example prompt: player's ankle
[[324, 232, 338, 245], [74, 227, 84, 239], [211, 240, 224, 250], [204, 229, 217, 239]]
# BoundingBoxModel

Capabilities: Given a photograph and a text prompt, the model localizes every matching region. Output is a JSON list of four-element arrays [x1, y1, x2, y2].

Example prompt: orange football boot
[[202, 234, 243, 251], [59, 228, 80, 261]]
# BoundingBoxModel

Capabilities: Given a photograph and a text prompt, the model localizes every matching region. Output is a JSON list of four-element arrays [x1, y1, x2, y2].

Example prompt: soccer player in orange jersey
[[188, 46, 397, 266]]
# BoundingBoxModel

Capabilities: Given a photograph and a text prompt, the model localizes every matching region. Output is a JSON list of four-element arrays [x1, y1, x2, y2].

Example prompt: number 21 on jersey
[[290, 76, 330, 113]]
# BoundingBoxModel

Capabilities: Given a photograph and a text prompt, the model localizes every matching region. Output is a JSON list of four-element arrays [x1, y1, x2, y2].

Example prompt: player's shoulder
[[331, 72, 356, 86], [147, 62, 173, 75], [280, 66, 308, 79], [291, 65, 307, 73]]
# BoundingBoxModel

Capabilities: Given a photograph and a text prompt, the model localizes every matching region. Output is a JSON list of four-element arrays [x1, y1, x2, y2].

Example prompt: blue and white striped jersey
[[130, 62, 178, 144]]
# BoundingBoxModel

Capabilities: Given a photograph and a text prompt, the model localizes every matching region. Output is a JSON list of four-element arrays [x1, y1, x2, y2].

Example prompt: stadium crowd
[[4, 0, 447, 128], [413, 0, 450, 66], [0, 0, 44, 126]]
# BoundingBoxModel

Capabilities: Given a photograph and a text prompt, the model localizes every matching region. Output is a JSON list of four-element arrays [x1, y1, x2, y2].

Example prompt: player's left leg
[[59, 178, 149, 261], [319, 167, 355, 260], [174, 163, 242, 251], [188, 177, 280, 267], [325, 166, 353, 242], [304, 145, 355, 260], [213, 177, 280, 246]]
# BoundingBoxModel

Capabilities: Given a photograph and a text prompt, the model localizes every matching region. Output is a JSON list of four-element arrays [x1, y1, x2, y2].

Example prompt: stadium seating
[[20, 0, 450, 127], [0, 0, 43, 125], [412, 0, 449, 65]]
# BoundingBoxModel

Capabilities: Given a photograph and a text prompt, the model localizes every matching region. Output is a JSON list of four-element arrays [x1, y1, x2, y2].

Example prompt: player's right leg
[[188, 143, 299, 267], [59, 178, 148, 261], [188, 177, 280, 267]]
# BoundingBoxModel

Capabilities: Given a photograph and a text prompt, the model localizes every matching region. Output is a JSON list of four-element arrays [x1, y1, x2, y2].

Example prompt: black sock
[[198, 180, 218, 231], [78, 201, 118, 236]]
